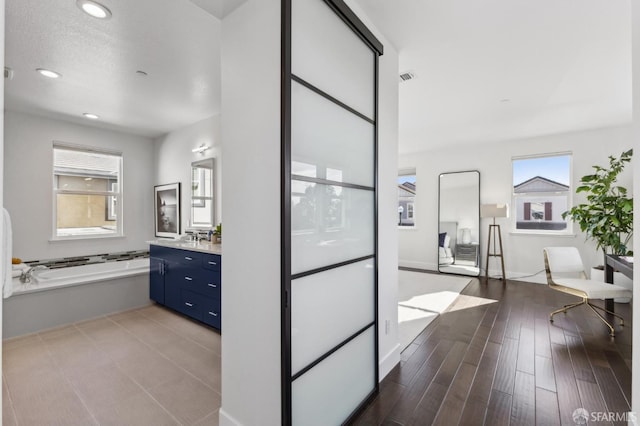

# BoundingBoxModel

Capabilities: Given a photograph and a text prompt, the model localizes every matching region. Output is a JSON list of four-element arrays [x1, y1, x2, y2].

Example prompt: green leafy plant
[[562, 149, 633, 264], [214, 223, 222, 236]]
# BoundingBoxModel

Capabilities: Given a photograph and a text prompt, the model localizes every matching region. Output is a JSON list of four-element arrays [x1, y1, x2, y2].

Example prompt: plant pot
[[590, 267, 632, 303]]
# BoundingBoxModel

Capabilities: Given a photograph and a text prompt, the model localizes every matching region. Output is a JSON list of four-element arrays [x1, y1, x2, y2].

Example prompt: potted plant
[[562, 149, 633, 299], [213, 223, 222, 243]]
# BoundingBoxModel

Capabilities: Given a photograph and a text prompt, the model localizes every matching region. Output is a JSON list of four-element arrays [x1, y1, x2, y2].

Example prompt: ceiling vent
[[4, 67, 13, 80], [399, 71, 415, 82]]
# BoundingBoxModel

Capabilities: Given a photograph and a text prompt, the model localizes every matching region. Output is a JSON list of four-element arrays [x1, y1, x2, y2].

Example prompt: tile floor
[[2, 304, 221, 425]]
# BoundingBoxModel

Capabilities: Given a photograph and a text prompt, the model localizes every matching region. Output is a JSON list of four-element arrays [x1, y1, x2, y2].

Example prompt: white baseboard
[[379, 343, 401, 381], [399, 259, 437, 271], [485, 267, 547, 284], [219, 408, 242, 426]]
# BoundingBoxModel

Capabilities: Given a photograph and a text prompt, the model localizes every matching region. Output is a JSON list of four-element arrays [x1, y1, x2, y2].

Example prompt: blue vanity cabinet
[[149, 256, 165, 304], [149, 244, 221, 330]]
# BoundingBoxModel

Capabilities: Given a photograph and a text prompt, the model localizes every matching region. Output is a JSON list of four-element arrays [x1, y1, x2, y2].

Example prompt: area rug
[[398, 270, 473, 351]]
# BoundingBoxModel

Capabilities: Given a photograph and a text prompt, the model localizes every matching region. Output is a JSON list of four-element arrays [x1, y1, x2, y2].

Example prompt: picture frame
[[154, 183, 181, 238]]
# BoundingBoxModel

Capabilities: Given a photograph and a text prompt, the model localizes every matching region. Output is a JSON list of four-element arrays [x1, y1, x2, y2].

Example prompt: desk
[[605, 255, 633, 312]]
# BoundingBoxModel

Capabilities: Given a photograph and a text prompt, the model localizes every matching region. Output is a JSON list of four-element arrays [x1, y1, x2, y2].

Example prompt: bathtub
[[5, 258, 151, 338], [14, 258, 150, 295]]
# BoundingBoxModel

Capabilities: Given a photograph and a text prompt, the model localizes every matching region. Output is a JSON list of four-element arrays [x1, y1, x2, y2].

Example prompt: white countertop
[[148, 239, 222, 255]]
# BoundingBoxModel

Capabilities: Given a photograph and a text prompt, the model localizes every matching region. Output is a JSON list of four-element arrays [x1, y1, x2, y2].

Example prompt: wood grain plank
[[535, 388, 560, 426], [565, 334, 596, 383], [431, 362, 476, 426], [550, 343, 583, 426], [603, 350, 632, 405], [458, 342, 501, 424], [592, 365, 630, 416], [511, 371, 535, 426], [576, 379, 612, 426], [484, 390, 511, 426], [492, 338, 518, 395], [352, 380, 406, 426], [516, 327, 535, 375], [387, 339, 454, 424], [409, 341, 469, 424], [534, 355, 556, 392], [534, 318, 552, 358]]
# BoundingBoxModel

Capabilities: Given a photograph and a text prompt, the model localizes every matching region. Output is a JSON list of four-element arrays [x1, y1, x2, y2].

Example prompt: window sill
[[49, 234, 125, 242], [509, 231, 576, 238], [398, 226, 417, 231]]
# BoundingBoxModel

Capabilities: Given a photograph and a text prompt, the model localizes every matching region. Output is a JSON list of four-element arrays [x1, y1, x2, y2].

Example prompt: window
[[53, 144, 123, 239], [512, 154, 571, 233], [398, 170, 416, 227], [291, 161, 346, 233]]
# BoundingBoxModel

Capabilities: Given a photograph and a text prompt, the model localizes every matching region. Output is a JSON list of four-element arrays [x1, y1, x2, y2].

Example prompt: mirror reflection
[[438, 171, 480, 276], [191, 158, 215, 228]]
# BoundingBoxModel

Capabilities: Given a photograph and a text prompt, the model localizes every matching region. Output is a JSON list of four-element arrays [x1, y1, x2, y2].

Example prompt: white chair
[[543, 247, 632, 337]]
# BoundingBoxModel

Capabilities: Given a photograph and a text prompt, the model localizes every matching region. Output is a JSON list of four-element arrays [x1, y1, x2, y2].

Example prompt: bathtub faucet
[[19, 265, 48, 283]]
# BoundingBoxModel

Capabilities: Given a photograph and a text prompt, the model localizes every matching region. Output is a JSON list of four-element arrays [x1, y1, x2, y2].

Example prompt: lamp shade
[[481, 203, 509, 218]]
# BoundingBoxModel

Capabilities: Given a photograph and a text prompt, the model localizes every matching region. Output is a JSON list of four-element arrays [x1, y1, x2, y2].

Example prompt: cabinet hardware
[[185, 302, 194, 307], [208, 311, 218, 317], [185, 256, 193, 261], [184, 276, 193, 281], [208, 261, 217, 265], [208, 283, 217, 288]]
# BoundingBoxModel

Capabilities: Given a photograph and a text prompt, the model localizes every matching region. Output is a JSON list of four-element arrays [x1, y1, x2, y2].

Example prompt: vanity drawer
[[201, 272, 221, 298], [202, 297, 221, 329], [178, 290, 203, 320], [202, 254, 221, 271], [176, 249, 202, 266]]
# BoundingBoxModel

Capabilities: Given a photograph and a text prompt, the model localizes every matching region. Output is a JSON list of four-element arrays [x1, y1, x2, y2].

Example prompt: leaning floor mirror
[[438, 170, 480, 277]]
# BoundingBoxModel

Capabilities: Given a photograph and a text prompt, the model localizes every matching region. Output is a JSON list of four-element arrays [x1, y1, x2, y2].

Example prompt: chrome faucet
[[19, 265, 48, 283]]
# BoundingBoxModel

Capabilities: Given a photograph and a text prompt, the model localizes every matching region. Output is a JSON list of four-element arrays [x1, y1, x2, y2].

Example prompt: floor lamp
[[481, 203, 509, 280]]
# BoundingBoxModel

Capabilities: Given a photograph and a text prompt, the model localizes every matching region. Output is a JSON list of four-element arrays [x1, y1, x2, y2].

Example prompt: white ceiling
[[354, 0, 632, 154], [5, 0, 235, 137], [5, 0, 632, 149]]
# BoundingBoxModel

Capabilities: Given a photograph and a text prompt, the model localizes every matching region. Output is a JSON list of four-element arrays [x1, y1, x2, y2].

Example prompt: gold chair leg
[[588, 303, 625, 326], [550, 300, 585, 322], [587, 303, 616, 336]]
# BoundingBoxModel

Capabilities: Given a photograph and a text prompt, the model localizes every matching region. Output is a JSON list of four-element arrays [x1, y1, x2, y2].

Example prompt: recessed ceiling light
[[83, 113, 99, 120], [36, 68, 61, 79], [76, 0, 112, 19]]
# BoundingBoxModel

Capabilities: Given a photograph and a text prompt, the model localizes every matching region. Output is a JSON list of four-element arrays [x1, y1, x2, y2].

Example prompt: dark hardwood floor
[[352, 277, 632, 426]]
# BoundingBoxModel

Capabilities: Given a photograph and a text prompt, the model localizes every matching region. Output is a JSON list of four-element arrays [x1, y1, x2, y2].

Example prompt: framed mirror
[[190, 158, 215, 228], [438, 170, 480, 276]]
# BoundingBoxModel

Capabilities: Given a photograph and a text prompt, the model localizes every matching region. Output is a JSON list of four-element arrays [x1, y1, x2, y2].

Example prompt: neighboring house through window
[[53, 143, 123, 239], [398, 170, 416, 227], [512, 154, 571, 232]]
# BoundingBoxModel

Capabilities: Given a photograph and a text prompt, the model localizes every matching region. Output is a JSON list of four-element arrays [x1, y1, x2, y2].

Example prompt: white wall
[[4, 110, 155, 261], [219, 0, 281, 424], [399, 126, 634, 278], [153, 114, 222, 232]]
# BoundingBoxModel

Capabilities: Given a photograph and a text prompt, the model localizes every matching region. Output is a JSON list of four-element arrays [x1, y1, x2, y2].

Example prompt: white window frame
[[52, 142, 124, 240], [511, 152, 573, 236], [398, 168, 416, 229], [407, 203, 414, 219]]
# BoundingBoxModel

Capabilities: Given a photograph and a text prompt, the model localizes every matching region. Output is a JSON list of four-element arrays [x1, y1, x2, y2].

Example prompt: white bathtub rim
[[11, 258, 150, 296]]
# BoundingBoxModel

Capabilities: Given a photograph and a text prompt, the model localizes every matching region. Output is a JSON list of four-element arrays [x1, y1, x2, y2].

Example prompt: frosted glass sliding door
[[282, 0, 383, 424]]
